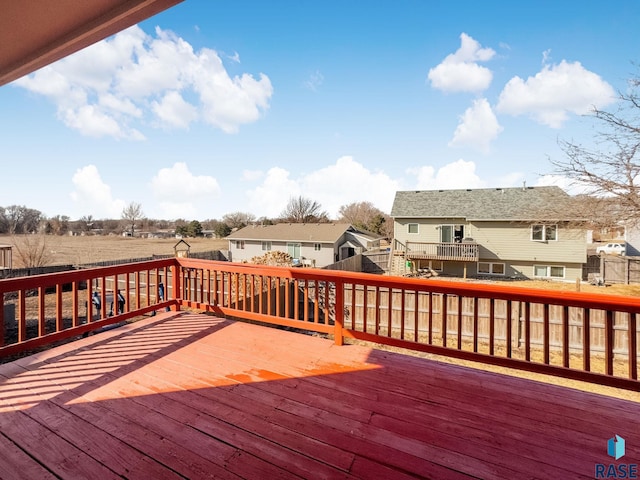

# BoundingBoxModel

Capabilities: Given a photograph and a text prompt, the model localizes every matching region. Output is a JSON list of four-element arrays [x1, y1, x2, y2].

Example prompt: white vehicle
[[596, 243, 626, 255]]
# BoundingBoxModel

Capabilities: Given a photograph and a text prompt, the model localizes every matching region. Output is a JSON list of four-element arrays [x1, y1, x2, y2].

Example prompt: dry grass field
[[1, 235, 229, 268]]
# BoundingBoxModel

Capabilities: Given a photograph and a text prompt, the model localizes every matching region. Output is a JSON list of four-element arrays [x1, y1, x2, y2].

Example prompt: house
[[390, 186, 587, 280], [226, 223, 382, 267]]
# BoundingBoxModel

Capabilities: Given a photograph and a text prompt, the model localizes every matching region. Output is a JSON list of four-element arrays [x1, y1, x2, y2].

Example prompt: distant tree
[[222, 212, 255, 230], [45, 215, 70, 235], [78, 215, 94, 233], [2, 205, 43, 234], [338, 201, 392, 237], [211, 220, 232, 238], [121, 202, 144, 236], [280, 196, 329, 223], [256, 216, 275, 226], [176, 220, 203, 238], [551, 69, 640, 224]]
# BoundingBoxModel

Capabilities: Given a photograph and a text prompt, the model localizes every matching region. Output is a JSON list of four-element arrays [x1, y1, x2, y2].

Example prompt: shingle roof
[[227, 223, 377, 243], [390, 186, 575, 221]]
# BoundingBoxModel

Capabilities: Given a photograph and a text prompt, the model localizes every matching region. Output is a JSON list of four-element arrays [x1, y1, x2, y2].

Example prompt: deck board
[[0, 312, 639, 479]]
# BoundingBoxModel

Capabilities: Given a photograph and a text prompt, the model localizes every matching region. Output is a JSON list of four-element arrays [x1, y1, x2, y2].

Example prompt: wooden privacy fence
[[601, 255, 640, 284], [343, 286, 635, 355]]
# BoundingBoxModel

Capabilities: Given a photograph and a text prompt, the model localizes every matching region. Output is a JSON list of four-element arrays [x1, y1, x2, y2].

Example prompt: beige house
[[227, 223, 382, 267], [391, 186, 586, 280]]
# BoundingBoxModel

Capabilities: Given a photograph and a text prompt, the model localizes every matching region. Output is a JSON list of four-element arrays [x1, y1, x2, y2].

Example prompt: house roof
[[390, 186, 577, 221], [227, 223, 380, 243], [0, 0, 183, 86]]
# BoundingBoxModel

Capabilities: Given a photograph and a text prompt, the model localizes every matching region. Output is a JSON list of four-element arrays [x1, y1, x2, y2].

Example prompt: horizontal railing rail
[[1, 256, 639, 390], [406, 241, 479, 261]]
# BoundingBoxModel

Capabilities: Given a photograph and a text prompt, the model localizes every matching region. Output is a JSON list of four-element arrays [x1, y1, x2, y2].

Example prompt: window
[[314, 243, 322, 251], [478, 262, 505, 275], [408, 223, 419, 234], [261, 241, 271, 251], [235, 240, 245, 249], [531, 224, 557, 241], [534, 265, 565, 278]]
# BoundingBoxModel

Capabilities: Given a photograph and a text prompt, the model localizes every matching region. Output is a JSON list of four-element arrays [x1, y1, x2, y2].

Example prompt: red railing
[[2, 257, 639, 390]]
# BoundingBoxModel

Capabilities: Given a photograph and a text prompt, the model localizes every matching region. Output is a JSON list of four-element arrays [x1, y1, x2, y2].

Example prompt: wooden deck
[[0, 313, 638, 479]]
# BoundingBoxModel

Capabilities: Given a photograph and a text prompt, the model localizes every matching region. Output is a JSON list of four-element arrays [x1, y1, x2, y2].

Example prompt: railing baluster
[[387, 287, 392, 338], [562, 306, 570, 368], [473, 297, 479, 353], [506, 300, 512, 358], [428, 292, 433, 344], [524, 302, 531, 362], [489, 298, 495, 356], [38, 286, 46, 336], [457, 296, 463, 350], [442, 294, 448, 348], [363, 285, 368, 333], [18, 289, 26, 342], [629, 312, 637, 380], [543, 304, 550, 364], [605, 309, 614, 376], [375, 286, 380, 335], [351, 283, 356, 330], [583, 308, 591, 372], [413, 289, 419, 342], [400, 289, 405, 340], [56, 284, 63, 332]]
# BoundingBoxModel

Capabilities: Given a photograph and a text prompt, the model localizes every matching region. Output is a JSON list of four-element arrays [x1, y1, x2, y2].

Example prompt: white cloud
[[449, 98, 503, 153], [150, 162, 221, 219], [304, 70, 324, 92], [535, 174, 595, 195], [70, 165, 126, 217], [427, 33, 495, 93], [241, 169, 263, 181], [496, 60, 616, 128], [246, 157, 400, 218], [409, 159, 486, 190], [151, 90, 198, 129], [13, 25, 273, 138]]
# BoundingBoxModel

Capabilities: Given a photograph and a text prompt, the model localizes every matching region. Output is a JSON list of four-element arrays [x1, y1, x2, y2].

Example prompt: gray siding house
[[227, 223, 382, 267], [391, 186, 586, 280]]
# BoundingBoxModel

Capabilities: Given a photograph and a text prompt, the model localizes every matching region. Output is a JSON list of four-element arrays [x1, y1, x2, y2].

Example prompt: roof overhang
[[0, 0, 183, 87]]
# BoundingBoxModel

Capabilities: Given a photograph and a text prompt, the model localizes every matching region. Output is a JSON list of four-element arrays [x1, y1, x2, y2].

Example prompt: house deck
[[0, 312, 638, 479]]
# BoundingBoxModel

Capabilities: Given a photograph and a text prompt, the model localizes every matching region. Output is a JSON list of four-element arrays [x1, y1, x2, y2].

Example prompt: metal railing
[[1, 257, 639, 390]]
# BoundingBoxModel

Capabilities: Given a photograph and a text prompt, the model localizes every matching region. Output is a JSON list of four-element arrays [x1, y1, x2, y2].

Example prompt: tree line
[[0, 196, 394, 239]]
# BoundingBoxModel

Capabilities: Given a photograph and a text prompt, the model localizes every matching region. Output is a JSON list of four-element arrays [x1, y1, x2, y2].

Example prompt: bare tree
[[11, 234, 55, 268], [2, 205, 43, 234], [551, 70, 640, 224], [338, 201, 392, 236], [280, 196, 329, 223], [121, 202, 144, 236], [222, 212, 256, 230]]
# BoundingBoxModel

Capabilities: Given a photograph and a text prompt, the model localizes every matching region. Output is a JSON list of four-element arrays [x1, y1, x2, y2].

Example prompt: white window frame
[[408, 223, 419, 234], [533, 265, 565, 279], [261, 241, 272, 251], [477, 262, 505, 275], [235, 240, 245, 249], [314, 243, 322, 251], [531, 224, 558, 241]]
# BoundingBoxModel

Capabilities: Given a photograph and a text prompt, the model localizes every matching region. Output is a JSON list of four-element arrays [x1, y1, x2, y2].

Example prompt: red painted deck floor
[[0, 312, 638, 479]]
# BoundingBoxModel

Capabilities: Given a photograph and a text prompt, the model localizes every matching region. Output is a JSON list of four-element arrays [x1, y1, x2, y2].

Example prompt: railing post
[[334, 280, 344, 346], [172, 261, 181, 311]]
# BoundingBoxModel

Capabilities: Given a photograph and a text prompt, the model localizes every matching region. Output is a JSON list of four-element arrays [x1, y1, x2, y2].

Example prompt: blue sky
[[2, 0, 639, 221]]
